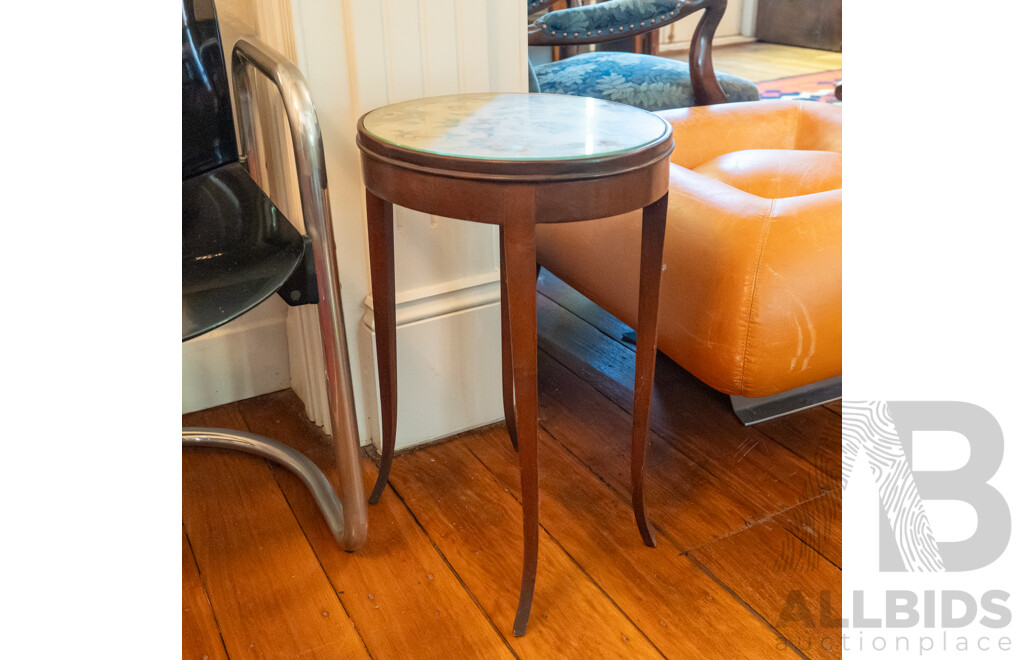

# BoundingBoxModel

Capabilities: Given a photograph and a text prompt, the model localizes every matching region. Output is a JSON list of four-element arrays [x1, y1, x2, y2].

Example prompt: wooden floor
[[183, 266, 842, 659], [693, 42, 842, 82]]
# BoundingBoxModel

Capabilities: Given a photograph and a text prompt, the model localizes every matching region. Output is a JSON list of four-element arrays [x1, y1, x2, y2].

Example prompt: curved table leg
[[366, 191, 397, 505], [503, 200, 540, 638], [631, 193, 668, 548], [498, 227, 518, 452]]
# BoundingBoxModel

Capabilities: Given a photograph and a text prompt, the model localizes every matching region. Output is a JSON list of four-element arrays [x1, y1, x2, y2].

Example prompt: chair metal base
[[183, 427, 358, 551], [729, 376, 841, 425]]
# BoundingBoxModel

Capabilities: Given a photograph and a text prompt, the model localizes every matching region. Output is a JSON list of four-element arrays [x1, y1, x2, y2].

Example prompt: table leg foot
[[368, 450, 393, 505], [631, 193, 668, 548], [513, 581, 536, 637], [366, 191, 397, 505]]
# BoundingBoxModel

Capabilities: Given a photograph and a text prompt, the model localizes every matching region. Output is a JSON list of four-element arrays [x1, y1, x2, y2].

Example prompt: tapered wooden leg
[[632, 193, 668, 548], [365, 191, 397, 505], [498, 227, 518, 452], [502, 201, 539, 638]]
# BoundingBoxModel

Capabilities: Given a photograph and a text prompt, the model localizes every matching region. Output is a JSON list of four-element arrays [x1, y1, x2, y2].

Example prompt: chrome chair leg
[[183, 428, 350, 546], [222, 35, 369, 551]]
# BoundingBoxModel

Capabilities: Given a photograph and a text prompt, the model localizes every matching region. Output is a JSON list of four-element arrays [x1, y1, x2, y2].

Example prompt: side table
[[356, 93, 673, 636]]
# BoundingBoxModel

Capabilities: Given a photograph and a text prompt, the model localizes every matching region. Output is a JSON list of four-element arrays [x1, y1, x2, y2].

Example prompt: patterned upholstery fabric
[[538, 0, 683, 40], [528, 59, 541, 93], [534, 51, 760, 111]]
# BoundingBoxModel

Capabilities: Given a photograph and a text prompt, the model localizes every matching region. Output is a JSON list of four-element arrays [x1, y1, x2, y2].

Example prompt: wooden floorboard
[[775, 490, 842, 570], [537, 269, 637, 352], [465, 419, 800, 658], [182, 406, 370, 660], [756, 407, 842, 476], [536, 349, 764, 549], [182, 301, 841, 657], [536, 291, 829, 517], [236, 391, 514, 660], [182, 527, 228, 660], [700, 43, 843, 82], [387, 431, 665, 658], [689, 519, 842, 660]]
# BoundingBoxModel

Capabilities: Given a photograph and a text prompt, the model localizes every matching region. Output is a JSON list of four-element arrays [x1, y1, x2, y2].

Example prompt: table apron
[[359, 153, 670, 225]]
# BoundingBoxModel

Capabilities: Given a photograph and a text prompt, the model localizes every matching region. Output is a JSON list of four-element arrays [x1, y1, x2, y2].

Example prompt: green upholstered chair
[[527, 0, 759, 111]]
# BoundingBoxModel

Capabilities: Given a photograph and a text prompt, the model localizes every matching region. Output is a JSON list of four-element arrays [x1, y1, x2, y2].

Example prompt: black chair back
[[182, 0, 237, 179], [181, 0, 316, 342]]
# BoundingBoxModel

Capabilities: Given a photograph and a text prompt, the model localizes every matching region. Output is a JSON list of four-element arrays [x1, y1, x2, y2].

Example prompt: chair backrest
[[181, 0, 316, 341], [182, 0, 237, 180], [526, 0, 734, 106]]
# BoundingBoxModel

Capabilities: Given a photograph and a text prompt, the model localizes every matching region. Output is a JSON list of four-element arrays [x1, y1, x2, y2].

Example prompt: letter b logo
[[843, 401, 1011, 572]]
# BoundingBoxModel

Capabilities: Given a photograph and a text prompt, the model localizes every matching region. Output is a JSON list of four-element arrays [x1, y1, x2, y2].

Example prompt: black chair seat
[[182, 162, 307, 341]]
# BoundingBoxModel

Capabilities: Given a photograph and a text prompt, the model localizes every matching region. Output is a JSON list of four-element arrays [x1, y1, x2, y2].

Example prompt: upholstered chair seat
[[533, 51, 759, 111], [535, 100, 842, 397], [527, 0, 759, 110]]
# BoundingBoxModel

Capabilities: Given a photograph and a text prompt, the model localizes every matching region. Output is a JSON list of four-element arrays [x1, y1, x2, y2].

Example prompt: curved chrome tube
[[228, 35, 367, 551], [183, 428, 348, 542]]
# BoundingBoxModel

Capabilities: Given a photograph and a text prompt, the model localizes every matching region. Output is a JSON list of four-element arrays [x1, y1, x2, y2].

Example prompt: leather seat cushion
[[534, 100, 842, 398], [692, 149, 842, 199]]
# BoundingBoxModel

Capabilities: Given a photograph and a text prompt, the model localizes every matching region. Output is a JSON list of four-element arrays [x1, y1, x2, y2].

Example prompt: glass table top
[[361, 92, 671, 161]]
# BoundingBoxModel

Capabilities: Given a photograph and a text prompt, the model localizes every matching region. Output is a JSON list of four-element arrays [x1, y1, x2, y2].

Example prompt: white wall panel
[[287, 0, 526, 448], [658, 0, 750, 50], [419, 0, 460, 97]]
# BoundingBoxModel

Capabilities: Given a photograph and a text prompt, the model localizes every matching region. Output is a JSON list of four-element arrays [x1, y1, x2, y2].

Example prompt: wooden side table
[[356, 93, 673, 636]]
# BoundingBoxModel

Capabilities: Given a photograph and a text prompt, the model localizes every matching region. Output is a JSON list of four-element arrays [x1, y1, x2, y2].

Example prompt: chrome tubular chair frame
[[184, 35, 367, 551]]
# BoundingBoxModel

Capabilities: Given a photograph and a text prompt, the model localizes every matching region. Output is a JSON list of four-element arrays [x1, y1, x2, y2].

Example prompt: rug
[[757, 70, 842, 103]]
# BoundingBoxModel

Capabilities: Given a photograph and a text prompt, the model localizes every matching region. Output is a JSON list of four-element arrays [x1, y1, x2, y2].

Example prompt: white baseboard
[[182, 296, 292, 414], [361, 281, 505, 452]]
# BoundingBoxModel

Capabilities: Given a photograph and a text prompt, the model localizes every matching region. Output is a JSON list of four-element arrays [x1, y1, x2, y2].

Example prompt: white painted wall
[[659, 0, 753, 50], [287, 0, 526, 450]]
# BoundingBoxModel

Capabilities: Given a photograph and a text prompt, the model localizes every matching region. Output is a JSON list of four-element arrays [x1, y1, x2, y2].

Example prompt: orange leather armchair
[[536, 100, 841, 399]]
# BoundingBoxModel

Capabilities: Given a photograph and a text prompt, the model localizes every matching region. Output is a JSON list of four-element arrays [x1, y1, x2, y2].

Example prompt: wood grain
[[538, 270, 842, 488], [467, 423, 800, 658], [236, 391, 514, 659], [387, 434, 665, 659], [696, 43, 843, 82], [537, 268, 636, 351], [184, 383, 840, 658], [536, 291, 822, 515], [365, 190, 397, 504], [501, 201, 542, 637], [182, 527, 228, 660], [757, 405, 841, 472], [630, 194, 670, 547], [536, 349, 763, 550], [690, 520, 843, 660], [181, 405, 369, 660], [775, 490, 842, 569]]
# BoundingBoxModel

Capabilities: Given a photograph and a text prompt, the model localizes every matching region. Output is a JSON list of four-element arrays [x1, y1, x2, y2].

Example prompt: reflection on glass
[[362, 93, 669, 161]]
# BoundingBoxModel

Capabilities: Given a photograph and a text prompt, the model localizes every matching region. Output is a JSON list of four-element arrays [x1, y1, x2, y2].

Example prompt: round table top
[[359, 92, 672, 167]]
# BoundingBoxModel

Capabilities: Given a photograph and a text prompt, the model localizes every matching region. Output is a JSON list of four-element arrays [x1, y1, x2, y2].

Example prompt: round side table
[[356, 92, 673, 636]]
